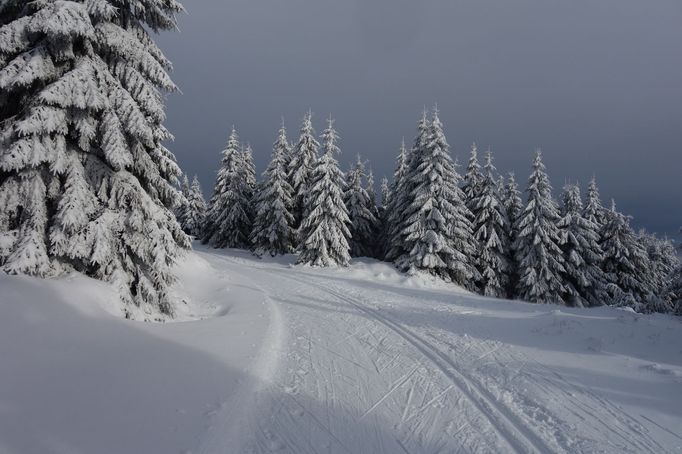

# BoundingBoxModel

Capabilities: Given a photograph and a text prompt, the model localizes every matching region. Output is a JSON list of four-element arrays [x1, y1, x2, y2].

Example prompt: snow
[[0, 250, 280, 454], [1, 243, 681, 453]]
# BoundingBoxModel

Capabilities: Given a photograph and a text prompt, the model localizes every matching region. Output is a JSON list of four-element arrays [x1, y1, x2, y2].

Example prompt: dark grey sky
[[158, 0, 682, 237]]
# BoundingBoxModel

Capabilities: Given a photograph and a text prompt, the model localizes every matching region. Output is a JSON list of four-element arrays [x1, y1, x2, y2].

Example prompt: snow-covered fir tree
[[384, 117, 428, 261], [462, 143, 483, 212], [0, 0, 189, 318], [599, 201, 657, 311], [241, 143, 257, 224], [297, 117, 351, 267], [243, 143, 257, 192], [202, 127, 252, 249], [176, 174, 191, 230], [673, 268, 682, 315], [496, 175, 505, 196], [638, 230, 679, 312], [250, 125, 295, 256], [583, 177, 607, 230], [503, 173, 523, 297], [503, 173, 523, 236], [557, 184, 610, 307], [671, 229, 682, 315], [470, 151, 510, 297], [515, 151, 566, 304], [397, 109, 478, 286], [366, 169, 380, 256], [378, 176, 390, 238], [380, 177, 391, 209], [366, 169, 380, 222], [288, 111, 319, 230], [344, 156, 379, 258], [182, 176, 206, 237]]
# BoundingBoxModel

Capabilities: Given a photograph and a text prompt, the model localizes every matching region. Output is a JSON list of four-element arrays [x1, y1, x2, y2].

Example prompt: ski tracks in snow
[[195, 250, 667, 454]]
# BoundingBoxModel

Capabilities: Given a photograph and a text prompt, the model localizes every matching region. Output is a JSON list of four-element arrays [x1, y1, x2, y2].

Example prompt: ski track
[[196, 250, 668, 454]]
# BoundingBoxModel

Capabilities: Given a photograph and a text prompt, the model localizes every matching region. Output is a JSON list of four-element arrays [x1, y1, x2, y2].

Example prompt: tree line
[[179, 108, 682, 314]]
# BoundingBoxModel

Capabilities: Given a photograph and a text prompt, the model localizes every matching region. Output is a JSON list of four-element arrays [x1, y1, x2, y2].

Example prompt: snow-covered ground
[[1, 244, 681, 453]]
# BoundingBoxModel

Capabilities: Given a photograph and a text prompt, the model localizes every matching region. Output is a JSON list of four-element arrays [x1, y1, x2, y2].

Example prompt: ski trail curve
[[195, 252, 287, 454]]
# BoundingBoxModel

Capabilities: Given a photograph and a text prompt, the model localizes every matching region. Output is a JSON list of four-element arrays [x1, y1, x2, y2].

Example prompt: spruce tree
[[381, 139, 409, 259], [202, 127, 252, 249], [503, 173, 523, 239], [515, 151, 566, 304], [640, 231, 679, 311], [471, 151, 509, 297], [380, 177, 391, 209], [251, 125, 295, 256], [497, 175, 505, 197], [176, 174, 191, 232], [288, 111, 319, 230], [557, 184, 610, 307], [377, 176, 390, 244], [243, 143, 257, 192], [384, 116, 428, 261], [241, 143, 257, 224], [366, 169, 379, 221], [397, 109, 478, 286], [600, 202, 656, 311], [445, 157, 481, 288], [366, 169, 380, 256], [503, 173, 523, 297], [462, 143, 483, 212], [583, 177, 607, 229], [344, 156, 378, 258], [671, 229, 682, 315], [182, 176, 206, 237], [0, 0, 189, 317], [297, 117, 351, 267]]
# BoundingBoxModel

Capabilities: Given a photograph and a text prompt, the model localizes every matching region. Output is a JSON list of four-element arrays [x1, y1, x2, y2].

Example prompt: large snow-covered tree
[[583, 177, 607, 230], [241, 143, 256, 224], [344, 156, 378, 258], [514, 151, 566, 304], [0, 0, 189, 318], [384, 116, 428, 262], [297, 117, 351, 267], [639, 230, 679, 311], [462, 143, 483, 212], [288, 111, 319, 230], [557, 184, 610, 307], [250, 125, 295, 256], [366, 169, 380, 223], [471, 151, 509, 297], [671, 229, 682, 315], [380, 176, 391, 210], [377, 176, 390, 244], [176, 174, 191, 230], [599, 202, 657, 311], [242, 143, 257, 193], [202, 127, 252, 249], [397, 109, 478, 286], [182, 175, 206, 237], [502, 172, 523, 297]]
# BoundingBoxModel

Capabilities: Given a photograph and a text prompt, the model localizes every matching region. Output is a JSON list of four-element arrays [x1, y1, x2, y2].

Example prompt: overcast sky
[[157, 0, 682, 237]]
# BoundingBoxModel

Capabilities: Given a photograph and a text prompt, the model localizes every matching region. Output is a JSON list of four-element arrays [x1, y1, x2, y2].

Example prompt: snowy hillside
[[1, 244, 681, 453]]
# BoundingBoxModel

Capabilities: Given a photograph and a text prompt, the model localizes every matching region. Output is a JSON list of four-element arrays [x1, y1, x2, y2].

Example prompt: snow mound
[[170, 250, 235, 321], [0, 249, 282, 454]]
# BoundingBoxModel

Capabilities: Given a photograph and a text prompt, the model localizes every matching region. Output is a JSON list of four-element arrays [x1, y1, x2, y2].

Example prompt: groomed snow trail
[[195, 247, 677, 454]]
